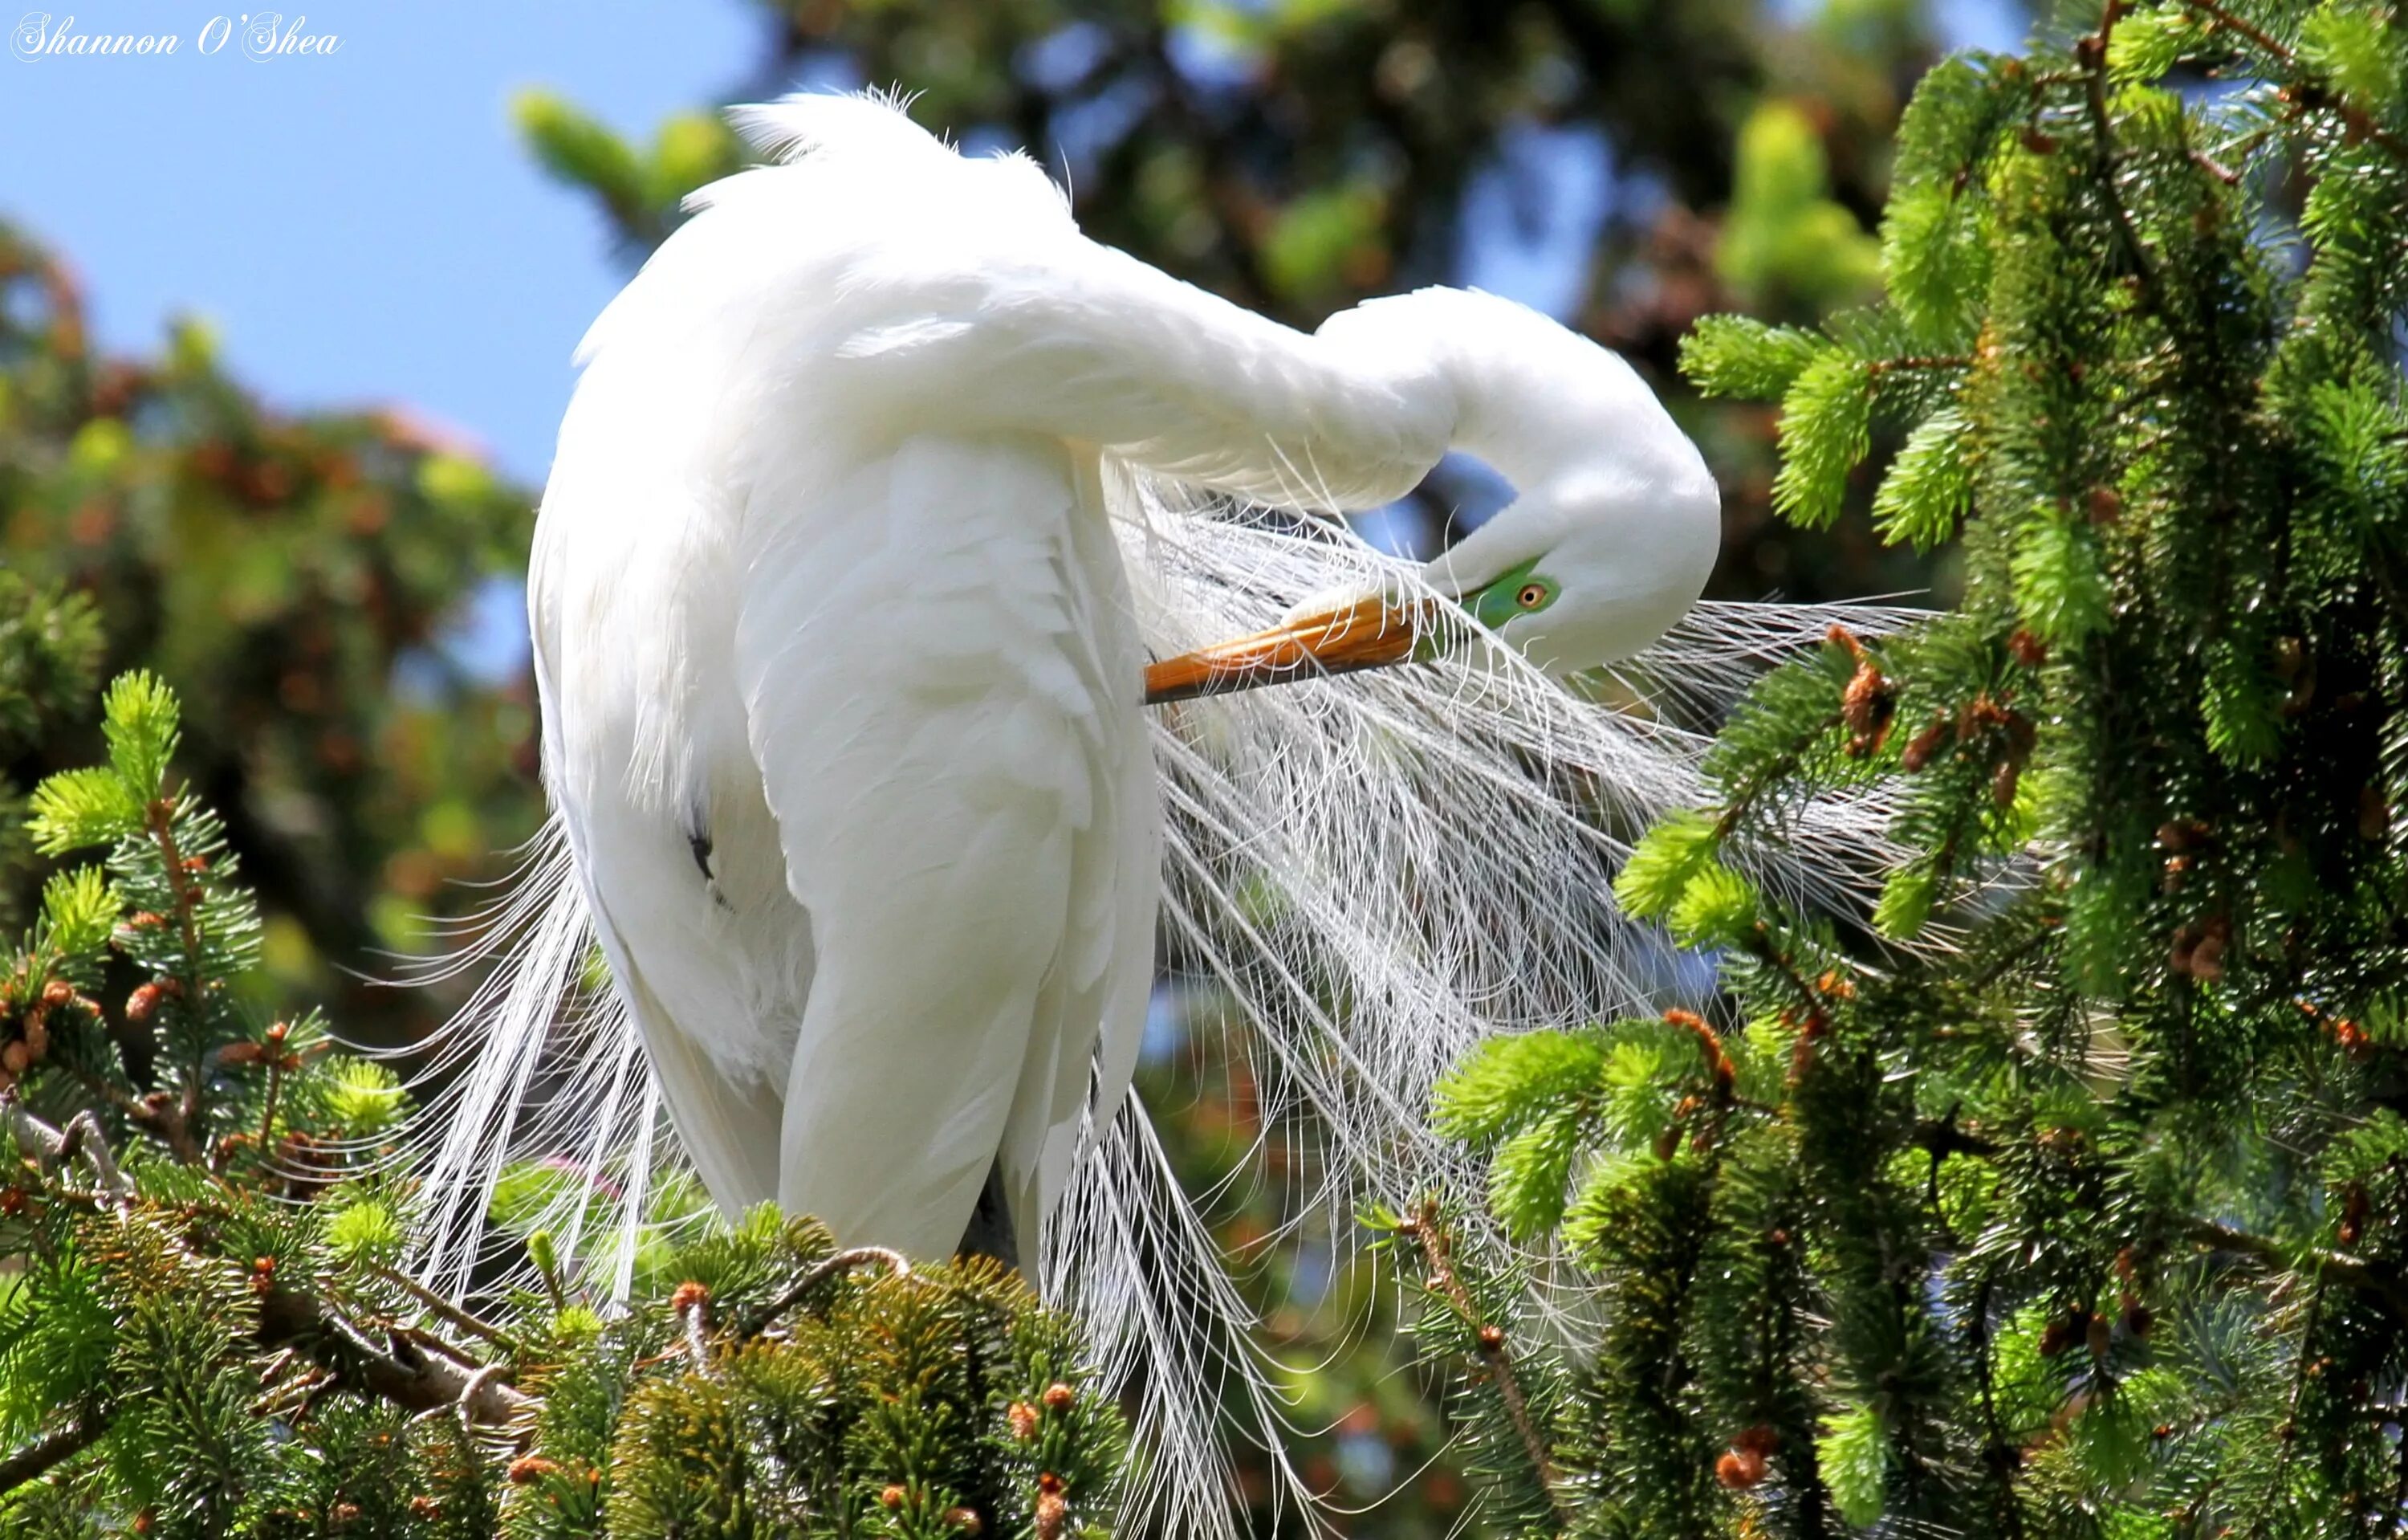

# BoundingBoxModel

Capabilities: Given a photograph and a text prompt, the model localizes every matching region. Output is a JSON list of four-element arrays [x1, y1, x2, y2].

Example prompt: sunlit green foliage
[[0, 223, 540, 1043], [1426, 4, 2408, 1533]]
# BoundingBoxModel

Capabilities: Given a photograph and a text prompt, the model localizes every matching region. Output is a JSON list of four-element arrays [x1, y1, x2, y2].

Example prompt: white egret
[[400, 91, 1913, 1533]]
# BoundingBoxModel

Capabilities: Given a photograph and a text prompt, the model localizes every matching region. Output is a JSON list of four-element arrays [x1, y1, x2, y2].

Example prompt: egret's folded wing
[[731, 431, 1151, 1257]]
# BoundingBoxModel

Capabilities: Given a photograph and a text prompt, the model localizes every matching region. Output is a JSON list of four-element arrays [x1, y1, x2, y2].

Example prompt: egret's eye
[[1517, 582, 1548, 609]]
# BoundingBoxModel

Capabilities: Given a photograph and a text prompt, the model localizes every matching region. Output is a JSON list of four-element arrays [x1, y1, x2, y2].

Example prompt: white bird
[[399, 91, 1914, 1534]]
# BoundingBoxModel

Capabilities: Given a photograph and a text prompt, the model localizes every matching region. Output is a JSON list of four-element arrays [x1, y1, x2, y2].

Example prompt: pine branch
[[0, 1410, 107, 1497], [2186, 1221, 2408, 1322], [2077, 4, 2170, 322], [2, 1095, 130, 1199], [740, 1245, 911, 1335], [363, 1261, 522, 1354], [1408, 1199, 1568, 1526], [254, 1282, 532, 1428], [2179, 0, 2408, 167]]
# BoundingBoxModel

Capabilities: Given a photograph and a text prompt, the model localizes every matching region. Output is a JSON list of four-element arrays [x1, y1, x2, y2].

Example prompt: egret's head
[[1423, 465, 1723, 677], [1145, 458, 1723, 704], [1144, 299, 1721, 704]]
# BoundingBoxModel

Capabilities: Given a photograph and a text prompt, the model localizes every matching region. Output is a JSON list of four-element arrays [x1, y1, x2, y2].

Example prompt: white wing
[[730, 430, 1151, 1253]]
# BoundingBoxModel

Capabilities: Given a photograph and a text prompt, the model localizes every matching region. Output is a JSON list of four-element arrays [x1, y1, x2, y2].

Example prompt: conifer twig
[[745, 1245, 911, 1334], [253, 1282, 531, 1426], [2, 1095, 132, 1200], [2178, 0, 2408, 167], [2186, 1220, 2408, 1320], [365, 1261, 521, 1353], [0, 1410, 107, 1496], [1409, 1199, 1568, 1527], [2079, 3, 2170, 320]]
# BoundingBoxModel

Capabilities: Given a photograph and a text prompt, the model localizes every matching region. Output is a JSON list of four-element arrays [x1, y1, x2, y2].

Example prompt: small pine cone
[[1991, 759, 2020, 809], [1035, 1488, 1070, 1540], [1714, 1446, 1768, 1489], [2085, 486, 2121, 524], [669, 1281, 710, 1315], [1901, 717, 1953, 772], [2007, 629, 2048, 669], [506, 1456, 561, 1486], [127, 983, 163, 1023], [330, 1501, 360, 1526], [1, 1043, 28, 1077], [1041, 1382, 1076, 1413], [2170, 927, 2198, 976], [21, 1012, 46, 1059], [2085, 1313, 2113, 1357], [39, 980, 71, 1008], [1841, 662, 1896, 757], [0, 1188, 28, 1217], [1476, 1324, 1506, 1355], [1007, 1402, 1040, 1441], [2038, 1311, 2085, 1357], [409, 1497, 441, 1519], [944, 1506, 982, 1534], [2338, 1184, 2369, 1247], [2332, 1018, 2373, 1061], [2186, 931, 2226, 983], [880, 1485, 907, 1510]]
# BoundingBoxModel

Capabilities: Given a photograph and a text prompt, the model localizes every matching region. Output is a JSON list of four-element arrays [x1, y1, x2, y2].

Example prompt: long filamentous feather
[[378, 473, 1923, 1536]]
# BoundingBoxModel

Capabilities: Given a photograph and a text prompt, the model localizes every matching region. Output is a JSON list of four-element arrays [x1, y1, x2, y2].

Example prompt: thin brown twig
[[366, 1262, 522, 1353], [1409, 1199, 1568, 1527], [744, 1246, 912, 1335], [2187, 1220, 2408, 1321], [2, 1096, 131, 1200], [253, 1284, 531, 1427], [2180, 0, 2408, 167], [0, 1410, 106, 1495], [2080, 4, 2171, 320], [2180, 0, 2288, 59]]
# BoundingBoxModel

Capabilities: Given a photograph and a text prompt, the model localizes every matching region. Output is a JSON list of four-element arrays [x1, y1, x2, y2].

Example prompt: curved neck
[[1355, 287, 1708, 501]]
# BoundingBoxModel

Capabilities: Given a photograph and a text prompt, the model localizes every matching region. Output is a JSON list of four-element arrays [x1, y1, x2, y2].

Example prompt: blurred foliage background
[[0, 0, 2019, 1530]]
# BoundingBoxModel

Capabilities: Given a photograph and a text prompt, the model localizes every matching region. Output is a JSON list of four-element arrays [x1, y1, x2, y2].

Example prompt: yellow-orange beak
[[1143, 593, 1446, 706]]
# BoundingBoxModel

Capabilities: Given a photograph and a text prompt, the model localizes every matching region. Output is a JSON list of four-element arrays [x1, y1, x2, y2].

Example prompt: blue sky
[[2, 1, 764, 483], [3, 0, 2027, 489]]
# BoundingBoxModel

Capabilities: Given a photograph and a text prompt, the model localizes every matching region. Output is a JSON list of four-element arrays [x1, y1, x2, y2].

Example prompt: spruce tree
[[1415, 2, 2408, 1533]]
